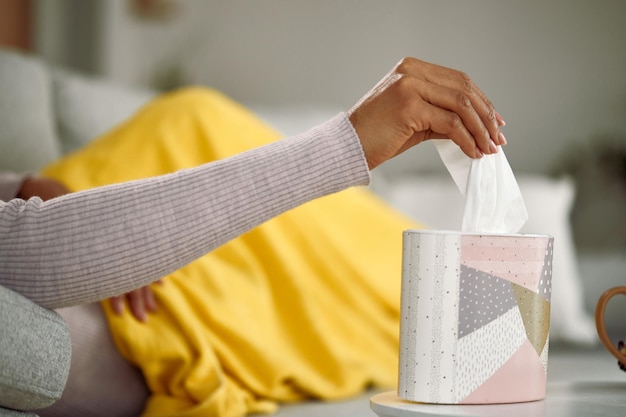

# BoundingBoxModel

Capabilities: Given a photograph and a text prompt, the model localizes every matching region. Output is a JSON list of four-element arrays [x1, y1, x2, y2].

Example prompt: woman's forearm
[[0, 114, 369, 309]]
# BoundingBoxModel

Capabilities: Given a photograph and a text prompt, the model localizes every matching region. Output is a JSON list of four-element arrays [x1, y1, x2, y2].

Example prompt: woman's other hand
[[17, 176, 71, 200], [348, 57, 506, 170], [109, 280, 163, 322]]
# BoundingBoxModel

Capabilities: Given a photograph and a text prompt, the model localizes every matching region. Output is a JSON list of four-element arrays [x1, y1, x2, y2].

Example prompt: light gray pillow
[[51, 69, 155, 154], [0, 49, 60, 173]]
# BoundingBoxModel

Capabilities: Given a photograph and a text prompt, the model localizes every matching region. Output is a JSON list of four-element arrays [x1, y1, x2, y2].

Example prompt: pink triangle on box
[[459, 339, 546, 404]]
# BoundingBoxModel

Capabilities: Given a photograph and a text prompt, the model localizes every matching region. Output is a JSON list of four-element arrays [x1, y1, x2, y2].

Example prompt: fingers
[[109, 284, 160, 322], [495, 111, 507, 143], [128, 288, 149, 322], [454, 72, 503, 148], [417, 60, 501, 131], [419, 82, 491, 158], [109, 295, 125, 315], [397, 58, 506, 156]]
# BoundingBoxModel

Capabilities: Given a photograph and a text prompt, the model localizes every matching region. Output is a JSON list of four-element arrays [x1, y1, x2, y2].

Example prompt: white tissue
[[434, 140, 528, 234]]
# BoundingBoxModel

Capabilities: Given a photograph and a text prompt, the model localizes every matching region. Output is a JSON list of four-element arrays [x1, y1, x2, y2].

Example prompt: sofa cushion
[[51, 69, 155, 154], [0, 49, 60, 173], [0, 408, 37, 417], [0, 285, 71, 411]]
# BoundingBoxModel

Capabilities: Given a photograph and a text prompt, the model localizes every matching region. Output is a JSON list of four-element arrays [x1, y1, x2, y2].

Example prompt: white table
[[371, 346, 626, 417]]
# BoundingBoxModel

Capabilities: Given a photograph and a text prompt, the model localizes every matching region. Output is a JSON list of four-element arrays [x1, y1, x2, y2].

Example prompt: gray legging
[[38, 304, 148, 417]]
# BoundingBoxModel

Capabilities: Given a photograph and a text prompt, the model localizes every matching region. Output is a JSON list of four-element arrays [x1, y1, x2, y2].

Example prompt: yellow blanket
[[42, 88, 420, 417]]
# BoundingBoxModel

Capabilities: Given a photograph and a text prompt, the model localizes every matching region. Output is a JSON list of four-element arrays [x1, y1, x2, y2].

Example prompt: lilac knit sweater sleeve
[[0, 114, 370, 309]]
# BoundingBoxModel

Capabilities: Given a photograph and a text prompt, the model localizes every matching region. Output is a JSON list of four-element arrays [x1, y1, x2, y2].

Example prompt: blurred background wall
[[24, 0, 626, 176], [2, 0, 626, 250]]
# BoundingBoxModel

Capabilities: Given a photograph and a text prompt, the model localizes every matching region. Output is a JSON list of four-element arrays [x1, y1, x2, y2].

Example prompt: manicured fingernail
[[489, 141, 498, 154], [498, 131, 507, 145], [475, 149, 484, 158], [496, 112, 506, 126]]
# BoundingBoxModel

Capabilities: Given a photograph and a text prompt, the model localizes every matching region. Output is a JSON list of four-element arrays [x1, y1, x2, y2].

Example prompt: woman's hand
[[109, 280, 163, 322], [17, 176, 71, 200], [348, 57, 506, 170]]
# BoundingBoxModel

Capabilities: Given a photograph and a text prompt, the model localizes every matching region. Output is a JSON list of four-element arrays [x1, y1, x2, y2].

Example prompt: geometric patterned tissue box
[[398, 230, 553, 404]]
